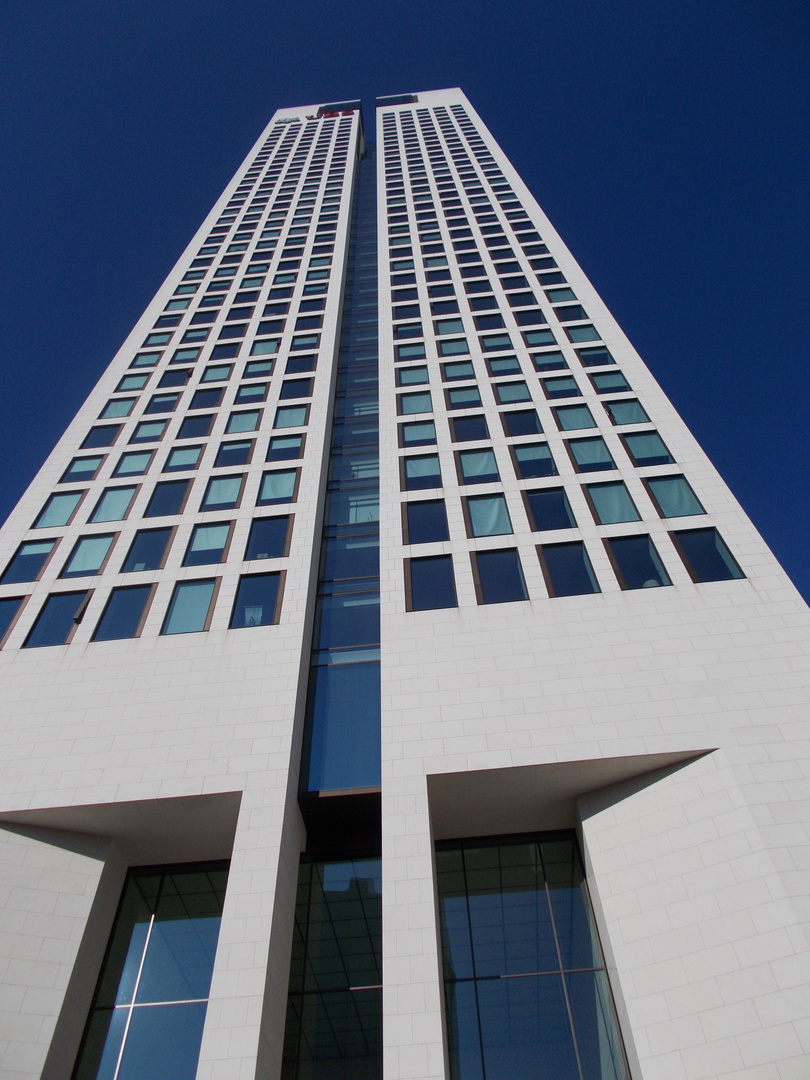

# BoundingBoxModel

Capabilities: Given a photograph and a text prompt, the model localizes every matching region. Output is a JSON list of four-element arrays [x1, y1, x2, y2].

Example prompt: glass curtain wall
[[436, 834, 630, 1080], [302, 148, 380, 794], [72, 862, 229, 1080], [281, 856, 383, 1080]]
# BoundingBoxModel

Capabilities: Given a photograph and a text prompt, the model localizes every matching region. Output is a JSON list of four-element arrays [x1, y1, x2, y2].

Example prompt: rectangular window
[[539, 541, 600, 597], [245, 516, 291, 560], [622, 431, 674, 467], [457, 448, 499, 485], [229, 572, 283, 627], [164, 445, 203, 472], [576, 345, 614, 367], [501, 410, 542, 437], [494, 381, 531, 405], [446, 386, 482, 410], [144, 479, 190, 518], [406, 554, 457, 610], [129, 420, 168, 444], [92, 584, 154, 640], [606, 535, 671, 590], [438, 338, 470, 357], [61, 456, 104, 484], [671, 528, 744, 582], [451, 415, 488, 443], [60, 534, 115, 578], [257, 469, 299, 505], [100, 397, 136, 419], [178, 414, 214, 439], [400, 420, 437, 447], [226, 409, 261, 434], [472, 548, 528, 604], [183, 523, 232, 566], [266, 435, 304, 461], [591, 371, 631, 394], [397, 365, 429, 386], [465, 494, 513, 537], [200, 475, 244, 511], [436, 834, 630, 1080], [553, 404, 595, 431], [144, 393, 180, 414], [161, 579, 218, 634], [34, 491, 84, 528], [604, 399, 649, 426], [567, 437, 615, 473], [71, 863, 228, 1079], [89, 486, 137, 523], [214, 440, 253, 468], [645, 476, 705, 518], [585, 481, 641, 524], [511, 442, 557, 479], [121, 528, 173, 572], [402, 453, 442, 491], [524, 488, 577, 531], [404, 499, 450, 544], [0, 597, 26, 645], [1, 540, 57, 584], [114, 450, 153, 477], [23, 591, 89, 648]]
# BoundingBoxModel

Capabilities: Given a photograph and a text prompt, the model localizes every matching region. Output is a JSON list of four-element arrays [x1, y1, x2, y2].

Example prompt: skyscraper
[[0, 86, 808, 1080]]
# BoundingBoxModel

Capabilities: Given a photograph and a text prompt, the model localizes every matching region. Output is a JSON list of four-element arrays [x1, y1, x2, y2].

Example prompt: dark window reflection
[[436, 834, 630, 1080], [282, 857, 382, 1080]]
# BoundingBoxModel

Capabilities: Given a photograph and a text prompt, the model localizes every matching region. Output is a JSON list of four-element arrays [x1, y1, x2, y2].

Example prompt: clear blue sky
[[2, 0, 809, 599]]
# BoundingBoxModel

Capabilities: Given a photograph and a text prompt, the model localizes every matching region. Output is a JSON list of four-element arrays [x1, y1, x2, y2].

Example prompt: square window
[[183, 522, 232, 566], [511, 442, 558, 479], [230, 573, 283, 627], [501, 410, 542, 437], [495, 381, 531, 405], [266, 435, 304, 461], [671, 528, 744, 582], [201, 474, 244, 511], [457, 448, 499, 485], [191, 387, 224, 409], [524, 488, 577, 531], [465, 493, 513, 537], [161, 579, 217, 635], [404, 499, 450, 544], [274, 405, 308, 428], [450, 414, 489, 443], [23, 592, 89, 648], [591, 371, 631, 394], [214, 440, 253, 468], [473, 549, 528, 604], [164, 445, 203, 472], [442, 360, 475, 381], [604, 399, 650, 426], [606, 535, 671, 590], [646, 476, 705, 518], [245, 516, 290, 560], [1, 541, 57, 585], [622, 431, 674, 467], [92, 585, 153, 641], [567, 436, 615, 473], [446, 386, 482, 410], [586, 481, 640, 524], [144, 479, 190, 517], [407, 555, 457, 611], [554, 404, 596, 431], [89, 486, 137, 523], [178, 414, 214, 439], [576, 345, 615, 367], [538, 541, 600, 597], [226, 410, 261, 434], [257, 469, 298, 505], [542, 376, 581, 400], [60, 535, 115, 578], [114, 450, 153, 477], [121, 527, 173, 572], [61, 456, 104, 484], [130, 420, 167, 444], [82, 425, 122, 450], [402, 453, 442, 490]]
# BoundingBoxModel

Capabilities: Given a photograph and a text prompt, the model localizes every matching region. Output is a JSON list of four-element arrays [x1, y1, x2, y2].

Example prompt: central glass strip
[[302, 147, 380, 794]]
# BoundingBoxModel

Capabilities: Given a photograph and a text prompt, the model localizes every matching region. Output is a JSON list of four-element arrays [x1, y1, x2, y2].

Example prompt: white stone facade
[[0, 88, 808, 1080]]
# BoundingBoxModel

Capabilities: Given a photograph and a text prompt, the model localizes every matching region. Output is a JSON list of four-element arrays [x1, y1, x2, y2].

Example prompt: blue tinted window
[[144, 480, 189, 517], [646, 476, 704, 518], [405, 500, 450, 544], [586, 482, 640, 524], [673, 528, 744, 582], [403, 454, 441, 490], [458, 448, 499, 485], [245, 517, 289, 560], [607, 535, 671, 590], [0, 597, 24, 643], [513, 443, 556, 479], [525, 489, 576, 531], [229, 573, 281, 627], [61, 456, 103, 483], [60, 535, 115, 577], [502, 409, 542, 436], [24, 592, 88, 647], [474, 549, 528, 604], [568, 437, 615, 473], [451, 415, 489, 442], [183, 524, 230, 566], [305, 660, 382, 791], [122, 528, 172, 572], [1, 540, 56, 584], [92, 585, 152, 640], [408, 555, 457, 611], [540, 542, 600, 597], [161, 580, 216, 635], [623, 431, 673, 466], [266, 435, 304, 461], [81, 425, 121, 449]]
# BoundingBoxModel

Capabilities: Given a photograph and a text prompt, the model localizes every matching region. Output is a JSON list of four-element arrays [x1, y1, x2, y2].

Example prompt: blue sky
[[2, 0, 809, 598]]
